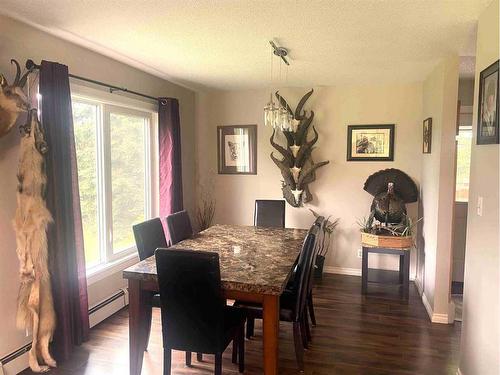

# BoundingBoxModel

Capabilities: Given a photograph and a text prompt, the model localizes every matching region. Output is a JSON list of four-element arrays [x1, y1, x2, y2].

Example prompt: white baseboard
[[324, 266, 416, 281], [1, 350, 30, 375], [414, 277, 424, 296], [324, 266, 362, 276], [89, 288, 128, 328], [421, 292, 450, 324]]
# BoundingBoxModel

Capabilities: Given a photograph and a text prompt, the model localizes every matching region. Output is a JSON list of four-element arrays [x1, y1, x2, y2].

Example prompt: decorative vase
[[314, 255, 325, 279]]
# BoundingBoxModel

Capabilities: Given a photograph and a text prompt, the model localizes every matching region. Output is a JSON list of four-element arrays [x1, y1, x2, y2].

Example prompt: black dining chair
[[306, 216, 324, 330], [165, 210, 193, 245], [132, 217, 168, 350], [302, 216, 324, 344], [254, 200, 285, 228], [236, 224, 318, 371], [155, 249, 246, 375]]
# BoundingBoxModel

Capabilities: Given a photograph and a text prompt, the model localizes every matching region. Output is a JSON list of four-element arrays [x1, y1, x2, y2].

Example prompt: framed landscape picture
[[423, 118, 432, 153], [217, 125, 257, 174], [477, 60, 499, 145], [347, 124, 395, 161]]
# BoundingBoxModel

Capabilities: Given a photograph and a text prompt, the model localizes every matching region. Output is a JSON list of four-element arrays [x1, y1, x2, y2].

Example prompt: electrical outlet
[[357, 249, 362, 258]]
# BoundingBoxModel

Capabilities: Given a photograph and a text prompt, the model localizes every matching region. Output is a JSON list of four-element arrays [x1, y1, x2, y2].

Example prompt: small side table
[[361, 246, 411, 299]]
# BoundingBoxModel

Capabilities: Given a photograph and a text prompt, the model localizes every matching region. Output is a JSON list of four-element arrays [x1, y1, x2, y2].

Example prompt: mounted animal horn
[[268, 89, 329, 207], [0, 59, 32, 138]]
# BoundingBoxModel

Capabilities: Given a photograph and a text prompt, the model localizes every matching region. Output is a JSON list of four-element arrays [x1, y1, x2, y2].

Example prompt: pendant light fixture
[[264, 40, 292, 131]]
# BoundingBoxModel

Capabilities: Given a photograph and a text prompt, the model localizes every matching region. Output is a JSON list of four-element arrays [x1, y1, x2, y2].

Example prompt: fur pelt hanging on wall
[[13, 109, 57, 373]]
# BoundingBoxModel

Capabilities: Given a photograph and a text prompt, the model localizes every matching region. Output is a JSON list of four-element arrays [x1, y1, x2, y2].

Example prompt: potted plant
[[357, 213, 421, 248], [196, 183, 216, 232], [310, 210, 339, 279]]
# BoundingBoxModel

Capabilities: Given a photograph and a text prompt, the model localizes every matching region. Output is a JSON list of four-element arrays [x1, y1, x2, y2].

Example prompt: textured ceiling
[[0, 0, 490, 91]]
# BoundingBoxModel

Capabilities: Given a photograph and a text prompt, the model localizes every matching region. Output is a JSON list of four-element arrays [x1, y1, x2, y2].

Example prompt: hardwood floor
[[21, 274, 461, 375]]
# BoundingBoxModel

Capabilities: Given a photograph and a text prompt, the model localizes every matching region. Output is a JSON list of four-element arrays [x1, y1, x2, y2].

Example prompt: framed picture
[[217, 125, 257, 174], [423, 118, 432, 153], [477, 60, 499, 145], [347, 124, 395, 161]]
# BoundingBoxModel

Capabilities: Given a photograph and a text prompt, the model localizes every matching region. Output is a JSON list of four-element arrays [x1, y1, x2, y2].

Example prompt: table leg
[[399, 254, 404, 284], [129, 279, 151, 375], [403, 251, 410, 300], [263, 294, 279, 375], [361, 247, 368, 295]]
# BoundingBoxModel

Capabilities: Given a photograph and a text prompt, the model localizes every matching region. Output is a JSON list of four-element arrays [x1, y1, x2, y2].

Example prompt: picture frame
[[217, 125, 257, 174], [477, 60, 499, 145], [423, 118, 432, 154], [347, 124, 395, 161]]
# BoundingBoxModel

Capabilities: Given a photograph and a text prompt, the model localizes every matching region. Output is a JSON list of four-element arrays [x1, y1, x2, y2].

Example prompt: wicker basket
[[361, 232, 413, 249]]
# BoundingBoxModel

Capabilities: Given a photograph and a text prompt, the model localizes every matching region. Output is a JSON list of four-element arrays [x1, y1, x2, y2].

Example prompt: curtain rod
[[25, 59, 163, 102]]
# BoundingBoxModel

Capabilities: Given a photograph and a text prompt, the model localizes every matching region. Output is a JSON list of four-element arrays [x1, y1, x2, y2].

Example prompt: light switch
[[477, 196, 483, 216]]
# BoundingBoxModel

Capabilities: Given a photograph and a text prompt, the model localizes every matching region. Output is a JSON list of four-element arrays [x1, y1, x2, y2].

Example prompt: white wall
[[459, 0, 499, 373], [196, 83, 424, 275], [418, 56, 459, 321], [0, 14, 196, 373]]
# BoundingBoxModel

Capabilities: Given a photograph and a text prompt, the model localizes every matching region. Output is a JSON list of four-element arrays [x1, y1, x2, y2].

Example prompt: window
[[455, 125, 472, 202], [72, 96, 154, 270]]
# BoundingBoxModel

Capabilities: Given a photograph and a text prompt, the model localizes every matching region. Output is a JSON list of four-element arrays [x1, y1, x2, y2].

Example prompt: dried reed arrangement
[[196, 194, 215, 231]]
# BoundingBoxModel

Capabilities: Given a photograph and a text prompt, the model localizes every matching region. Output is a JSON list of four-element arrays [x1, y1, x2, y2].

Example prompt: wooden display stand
[[361, 239, 412, 300]]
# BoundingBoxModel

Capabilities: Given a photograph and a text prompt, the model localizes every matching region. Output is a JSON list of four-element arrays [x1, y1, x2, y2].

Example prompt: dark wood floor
[[21, 274, 461, 375]]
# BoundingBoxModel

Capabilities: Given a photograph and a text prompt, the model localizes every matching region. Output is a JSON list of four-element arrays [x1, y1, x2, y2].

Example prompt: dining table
[[123, 223, 308, 375]]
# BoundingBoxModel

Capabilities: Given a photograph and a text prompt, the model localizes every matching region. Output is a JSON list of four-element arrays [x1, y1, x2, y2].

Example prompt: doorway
[[451, 76, 475, 321]]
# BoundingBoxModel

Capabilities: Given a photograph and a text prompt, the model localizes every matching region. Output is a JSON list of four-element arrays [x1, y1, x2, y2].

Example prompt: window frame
[[71, 85, 158, 276]]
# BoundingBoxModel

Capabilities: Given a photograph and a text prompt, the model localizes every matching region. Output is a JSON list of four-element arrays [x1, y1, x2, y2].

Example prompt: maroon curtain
[[40, 60, 89, 361], [159, 97, 183, 217]]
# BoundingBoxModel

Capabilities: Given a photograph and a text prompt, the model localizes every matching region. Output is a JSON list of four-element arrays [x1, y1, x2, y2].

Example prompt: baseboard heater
[[1, 288, 128, 370], [88, 289, 126, 315], [0, 343, 32, 367]]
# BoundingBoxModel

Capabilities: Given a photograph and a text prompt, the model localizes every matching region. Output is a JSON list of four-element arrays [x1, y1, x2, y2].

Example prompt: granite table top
[[123, 224, 308, 295]]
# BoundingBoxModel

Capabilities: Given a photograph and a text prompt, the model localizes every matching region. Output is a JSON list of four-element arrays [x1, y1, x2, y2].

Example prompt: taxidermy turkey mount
[[363, 168, 418, 226], [270, 89, 329, 207]]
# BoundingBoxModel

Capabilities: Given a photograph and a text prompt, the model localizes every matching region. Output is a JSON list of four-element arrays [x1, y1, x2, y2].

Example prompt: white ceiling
[[0, 0, 490, 91]]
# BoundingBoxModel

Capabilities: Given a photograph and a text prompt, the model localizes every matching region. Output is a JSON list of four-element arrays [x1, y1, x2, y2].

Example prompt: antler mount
[[270, 89, 329, 207]]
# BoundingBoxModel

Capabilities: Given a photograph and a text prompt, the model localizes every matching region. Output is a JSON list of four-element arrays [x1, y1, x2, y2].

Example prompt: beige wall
[[418, 56, 459, 319], [0, 14, 196, 372], [459, 0, 499, 373], [196, 83, 423, 275]]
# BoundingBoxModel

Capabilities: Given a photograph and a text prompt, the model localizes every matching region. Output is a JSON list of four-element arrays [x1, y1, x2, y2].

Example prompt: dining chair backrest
[[293, 224, 318, 321], [254, 200, 285, 228], [165, 210, 193, 245], [155, 248, 226, 353], [306, 216, 325, 295], [132, 218, 168, 261]]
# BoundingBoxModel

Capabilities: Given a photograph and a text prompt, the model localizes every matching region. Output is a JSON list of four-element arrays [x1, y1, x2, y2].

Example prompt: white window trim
[[71, 82, 159, 280]]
